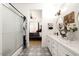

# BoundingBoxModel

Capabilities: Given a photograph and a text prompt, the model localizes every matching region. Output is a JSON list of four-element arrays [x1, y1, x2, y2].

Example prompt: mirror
[[64, 11, 78, 32], [57, 16, 67, 37], [58, 11, 78, 38], [64, 11, 75, 25]]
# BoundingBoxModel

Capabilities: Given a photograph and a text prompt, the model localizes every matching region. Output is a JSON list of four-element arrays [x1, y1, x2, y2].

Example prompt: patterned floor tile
[[19, 46, 51, 56]]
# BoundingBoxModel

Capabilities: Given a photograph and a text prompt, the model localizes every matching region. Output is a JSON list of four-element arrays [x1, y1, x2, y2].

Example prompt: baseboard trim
[[12, 46, 23, 56]]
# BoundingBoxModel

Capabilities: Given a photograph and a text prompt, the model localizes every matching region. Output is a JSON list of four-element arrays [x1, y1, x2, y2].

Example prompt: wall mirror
[[64, 11, 75, 25], [58, 17, 67, 37], [59, 11, 77, 38], [64, 11, 78, 32]]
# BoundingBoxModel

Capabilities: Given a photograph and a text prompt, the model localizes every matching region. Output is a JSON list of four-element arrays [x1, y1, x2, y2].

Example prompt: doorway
[[29, 9, 42, 47]]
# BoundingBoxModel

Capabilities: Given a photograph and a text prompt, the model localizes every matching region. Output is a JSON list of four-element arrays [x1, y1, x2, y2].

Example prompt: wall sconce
[[48, 23, 53, 30]]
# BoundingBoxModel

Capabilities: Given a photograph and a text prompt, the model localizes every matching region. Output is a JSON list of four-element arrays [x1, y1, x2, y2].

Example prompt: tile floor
[[19, 46, 52, 56]]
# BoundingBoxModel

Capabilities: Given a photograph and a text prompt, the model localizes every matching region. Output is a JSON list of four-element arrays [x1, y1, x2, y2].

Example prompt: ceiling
[[12, 3, 65, 18]]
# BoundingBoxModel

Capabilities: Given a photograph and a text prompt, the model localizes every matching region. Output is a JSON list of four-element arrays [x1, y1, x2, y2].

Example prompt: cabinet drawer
[[58, 44, 75, 56], [46, 36, 52, 53], [52, 39, 58, 50], [51, 40, 58, 56], [63, 47, 77, 56], [51, 47, 58, 56]]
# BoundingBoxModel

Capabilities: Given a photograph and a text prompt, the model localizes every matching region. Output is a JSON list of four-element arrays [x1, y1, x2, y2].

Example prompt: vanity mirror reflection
[[63, 11, 78, 40], [58, 17, 67, 37], [64, 11, 78, 32], [58, 11, 78, 39], [64, 11, 77, 32]]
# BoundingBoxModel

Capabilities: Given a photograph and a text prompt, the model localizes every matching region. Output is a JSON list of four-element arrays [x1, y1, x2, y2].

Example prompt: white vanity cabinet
[[57, 43, 68, 56], [46, 36, 52, 53], [58, 43, 75, 56], [46, 36, 58, 56], [51, 38, 58, 56], [46, 35, 79, 56]]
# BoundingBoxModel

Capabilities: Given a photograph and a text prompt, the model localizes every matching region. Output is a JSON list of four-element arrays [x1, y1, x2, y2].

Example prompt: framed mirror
[[64, 11, 75, 26]]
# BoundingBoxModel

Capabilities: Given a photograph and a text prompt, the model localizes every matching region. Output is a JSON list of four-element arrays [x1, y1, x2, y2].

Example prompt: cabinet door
[[46, 36, 52, 52], [63, 47, 77, 56], [46, 36, 49, 47], [58, 44, 64, 56], [58, 44, 75, 56], [51, 39, 58, 56], [49, 38, 52, 53]]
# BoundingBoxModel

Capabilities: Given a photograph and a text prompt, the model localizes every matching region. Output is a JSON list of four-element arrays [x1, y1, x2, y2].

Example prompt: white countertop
[[47, 34, 79, 55]]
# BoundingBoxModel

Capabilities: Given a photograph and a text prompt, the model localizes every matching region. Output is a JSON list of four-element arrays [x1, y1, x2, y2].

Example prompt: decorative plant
[[67, 23, 78, 32]]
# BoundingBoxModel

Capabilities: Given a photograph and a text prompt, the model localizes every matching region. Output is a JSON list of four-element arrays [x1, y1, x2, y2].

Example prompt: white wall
[[2, 4, 23, 56], [30, 10, 42, 33], [0, 4, 2, 56]]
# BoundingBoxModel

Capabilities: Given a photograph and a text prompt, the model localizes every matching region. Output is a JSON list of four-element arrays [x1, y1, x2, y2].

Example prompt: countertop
[[47, 34, 79, 55]]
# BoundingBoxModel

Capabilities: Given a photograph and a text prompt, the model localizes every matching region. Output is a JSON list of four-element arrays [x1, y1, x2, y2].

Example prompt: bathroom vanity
[[46, 34, 79, 56]]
